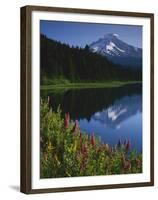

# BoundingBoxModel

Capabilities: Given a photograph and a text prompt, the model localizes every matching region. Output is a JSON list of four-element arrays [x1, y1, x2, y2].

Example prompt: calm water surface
[[41, 84, 142, 152]]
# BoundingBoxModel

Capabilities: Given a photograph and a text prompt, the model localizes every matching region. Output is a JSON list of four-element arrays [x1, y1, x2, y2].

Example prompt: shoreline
[[41, 81, 142, 90]]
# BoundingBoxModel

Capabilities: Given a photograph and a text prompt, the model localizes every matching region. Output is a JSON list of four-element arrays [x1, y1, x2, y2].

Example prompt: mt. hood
[[89, 33, 142, 68]]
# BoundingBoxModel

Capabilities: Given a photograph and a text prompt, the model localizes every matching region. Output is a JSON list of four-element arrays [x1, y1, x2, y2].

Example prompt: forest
[[40, 34, 142, 85]]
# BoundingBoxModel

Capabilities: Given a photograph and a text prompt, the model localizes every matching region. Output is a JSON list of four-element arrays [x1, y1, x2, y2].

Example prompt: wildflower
[[121, 154, 131, 171], [105, 144, 109, 151], [104, 143, 112, 154], [82, 143, 87, 154], [109, 148, 112, 154], [79, 132, 82, 144], [85, 134, 89, 142], [64, 113, 69, 128], [125, 140, 131, 151], [91, 132, 95, 147], [117, 139, 121, 148], [71, 120, 78, 133], [80, 163, 85, 172], [136, 159, 141, 168], [124, 139, 127, 146]]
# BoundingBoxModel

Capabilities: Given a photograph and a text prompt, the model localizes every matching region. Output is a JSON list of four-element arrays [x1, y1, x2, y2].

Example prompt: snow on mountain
[[89, 33, 142, 68], [92, 94, 142, 129]]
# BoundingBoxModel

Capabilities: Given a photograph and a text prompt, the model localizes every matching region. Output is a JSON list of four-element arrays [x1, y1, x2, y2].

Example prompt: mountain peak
[[89, 33, 142, 68], [104, 33, 119, 38]]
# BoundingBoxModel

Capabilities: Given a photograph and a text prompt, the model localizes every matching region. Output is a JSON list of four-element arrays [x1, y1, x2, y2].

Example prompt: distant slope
[[40, 34, 142, 84], [89, 33, 142, 68]]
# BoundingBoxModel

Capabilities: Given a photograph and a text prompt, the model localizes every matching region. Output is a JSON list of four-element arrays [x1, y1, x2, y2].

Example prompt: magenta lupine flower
[[72, 120, 78, 133], [125, 140, 130, 151], [64, 113, 69, 128], [91, 133, 95, 147]]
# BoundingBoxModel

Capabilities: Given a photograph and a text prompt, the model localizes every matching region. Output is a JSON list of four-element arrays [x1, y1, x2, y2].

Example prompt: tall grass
[[40, 99, 142, 178]]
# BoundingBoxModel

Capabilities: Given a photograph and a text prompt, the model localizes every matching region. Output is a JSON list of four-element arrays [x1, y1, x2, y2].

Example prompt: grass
[[41, 81, 142, 91], [40, 100, 142, 178]]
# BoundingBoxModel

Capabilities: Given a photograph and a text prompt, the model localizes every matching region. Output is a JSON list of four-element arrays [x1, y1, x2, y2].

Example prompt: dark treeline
[[40, 34, 142, 84]]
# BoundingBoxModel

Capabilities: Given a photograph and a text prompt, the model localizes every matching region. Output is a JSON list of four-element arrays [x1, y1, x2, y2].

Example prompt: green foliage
[[40, 100, 142, 178]]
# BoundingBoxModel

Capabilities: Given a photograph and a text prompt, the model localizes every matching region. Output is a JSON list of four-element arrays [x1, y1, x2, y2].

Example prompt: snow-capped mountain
[[89, 33, 142, 68]]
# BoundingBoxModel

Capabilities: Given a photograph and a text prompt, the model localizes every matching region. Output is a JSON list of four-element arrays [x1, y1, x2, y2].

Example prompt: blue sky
[[40, 20, 142, 48]]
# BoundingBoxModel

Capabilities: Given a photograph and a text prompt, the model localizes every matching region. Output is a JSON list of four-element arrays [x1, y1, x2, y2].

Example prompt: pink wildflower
[[91, 133, 95, 147], [125, 140, 131, 151], [64, 113, 69, 128], [72, 120, 78, 133]]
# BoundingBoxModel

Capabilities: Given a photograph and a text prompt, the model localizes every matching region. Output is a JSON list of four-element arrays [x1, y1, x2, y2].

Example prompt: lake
[[41, 83, 142, 153]]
